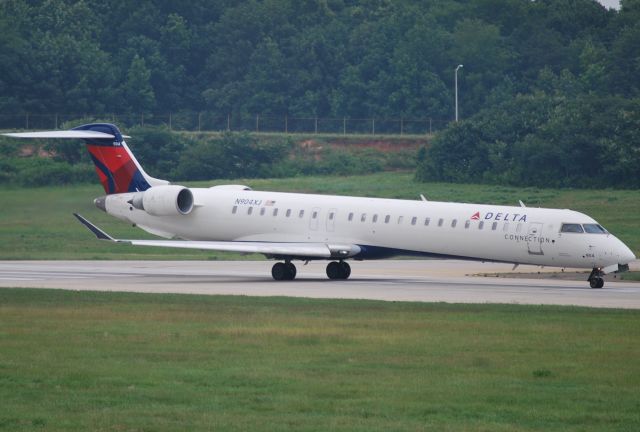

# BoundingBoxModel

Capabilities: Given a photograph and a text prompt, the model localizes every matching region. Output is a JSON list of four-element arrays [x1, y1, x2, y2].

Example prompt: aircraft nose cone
[[94, 196, 107, 212], [624, 248, 636, 263], [619, 243, 636, 264]]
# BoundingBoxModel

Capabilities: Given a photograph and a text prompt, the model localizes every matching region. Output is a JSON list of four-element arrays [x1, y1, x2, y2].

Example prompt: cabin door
[[527, 222, 544, 255]]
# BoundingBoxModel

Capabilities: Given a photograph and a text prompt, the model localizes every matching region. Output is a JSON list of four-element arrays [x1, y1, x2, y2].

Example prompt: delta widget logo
[[470, 211, 527, 222]]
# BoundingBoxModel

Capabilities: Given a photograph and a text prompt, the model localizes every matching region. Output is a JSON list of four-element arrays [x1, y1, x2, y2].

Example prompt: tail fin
[[3, 123, 168, 194], [72, 123, 167, 194]]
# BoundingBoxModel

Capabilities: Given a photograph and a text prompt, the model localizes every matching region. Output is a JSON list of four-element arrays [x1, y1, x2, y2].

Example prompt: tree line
[[1, 0, 637, 119], [1, 0, 639, 188]]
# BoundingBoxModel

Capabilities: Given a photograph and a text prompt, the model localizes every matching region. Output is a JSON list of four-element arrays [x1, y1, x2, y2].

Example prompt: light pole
[[455, 64, 463, 122]]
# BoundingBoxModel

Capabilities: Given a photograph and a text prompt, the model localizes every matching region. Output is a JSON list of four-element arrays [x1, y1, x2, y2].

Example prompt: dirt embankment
[[297, 137, 430, 154]]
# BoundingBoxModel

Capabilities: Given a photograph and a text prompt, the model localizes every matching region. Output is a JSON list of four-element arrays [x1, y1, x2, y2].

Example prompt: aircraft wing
[[73, 213, 360, 259]]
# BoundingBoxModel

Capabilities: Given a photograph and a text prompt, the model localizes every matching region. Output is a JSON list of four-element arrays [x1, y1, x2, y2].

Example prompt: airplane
[[3, 123, 635, 288]]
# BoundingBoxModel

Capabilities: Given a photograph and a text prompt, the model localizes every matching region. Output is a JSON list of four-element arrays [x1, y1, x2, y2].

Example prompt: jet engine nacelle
[[129, 185, 194, 216]]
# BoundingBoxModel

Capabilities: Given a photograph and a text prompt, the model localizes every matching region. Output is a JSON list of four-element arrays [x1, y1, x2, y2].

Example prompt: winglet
[[73, 213, 115, 241]]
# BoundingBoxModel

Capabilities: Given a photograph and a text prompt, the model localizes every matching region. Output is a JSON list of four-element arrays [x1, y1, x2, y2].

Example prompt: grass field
[[0, 172, 639, 259], [0, 289, 638, 431]]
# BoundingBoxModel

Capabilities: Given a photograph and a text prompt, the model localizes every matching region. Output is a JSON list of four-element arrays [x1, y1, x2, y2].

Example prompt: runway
[[1, 260, 639, 309]]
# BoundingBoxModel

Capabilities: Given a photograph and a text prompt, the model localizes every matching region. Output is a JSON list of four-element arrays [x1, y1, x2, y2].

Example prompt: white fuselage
[[103, 185, 635, 269]]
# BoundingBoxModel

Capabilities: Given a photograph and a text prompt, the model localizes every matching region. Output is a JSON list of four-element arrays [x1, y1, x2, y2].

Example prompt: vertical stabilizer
[[72, 123, 168, 194]]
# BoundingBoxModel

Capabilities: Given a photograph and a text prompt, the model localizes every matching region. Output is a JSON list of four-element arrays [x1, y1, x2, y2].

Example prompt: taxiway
[[1, 260, 639, 309]]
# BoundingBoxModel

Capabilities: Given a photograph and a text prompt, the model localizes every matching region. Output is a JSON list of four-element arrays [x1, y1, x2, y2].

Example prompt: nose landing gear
[[588, 268, 605, 289]]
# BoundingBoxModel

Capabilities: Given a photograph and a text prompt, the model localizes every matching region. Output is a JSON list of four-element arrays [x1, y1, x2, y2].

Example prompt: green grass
[[0, 172, 638, 259], [0, 289, 639, 431], [620, 271, 640, 281]]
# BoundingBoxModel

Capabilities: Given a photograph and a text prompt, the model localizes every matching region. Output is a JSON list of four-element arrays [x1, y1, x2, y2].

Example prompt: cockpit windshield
[[561, 223, 608, 234], [583, 224, 608, 234], [561, 223, 583, 233]]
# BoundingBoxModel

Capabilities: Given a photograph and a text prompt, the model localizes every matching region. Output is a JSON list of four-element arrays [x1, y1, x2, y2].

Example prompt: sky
[[597, 0, 621, 9]]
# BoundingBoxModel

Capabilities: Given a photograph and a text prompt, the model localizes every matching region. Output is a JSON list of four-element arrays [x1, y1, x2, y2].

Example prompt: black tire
[[590, 277, 604, 289], [596, 277, 604, 288], [286, 262, 297, 280], [272, 262, 287, 280], [326, 261, 342, 279], [340, 261, 351, 279]]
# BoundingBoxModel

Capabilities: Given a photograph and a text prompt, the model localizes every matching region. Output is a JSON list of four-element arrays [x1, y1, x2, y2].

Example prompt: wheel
[[327, 261, 350, 280], [272, 262, 287, 280], [340, 261, 351, 279], [272, 262, 296, 280], [286, 262, 297, 280], [590, 277, 604, 289], [326, 261, 342, 279]]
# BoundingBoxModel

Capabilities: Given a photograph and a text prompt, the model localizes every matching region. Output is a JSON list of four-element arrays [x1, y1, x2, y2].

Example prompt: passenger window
[[503, 222, 509, 232], [348, 212, 354, 222], [398, 216, 404, 224], [561, 223, 584, 233], [411, 217, 417, 226], [438, 218, 443, 227], [452, 219, 457, 228], [312, 211, 318, 219], [424, 217, 430, 226], [260, 207, 266, 216], [286, 209, 291, 217], [465, 220, 470, 229], [299, 210, 304, 218], [479, 221, 484, 230], [385, 215, 390, 224], [583, 224, 607, 234], [273, 208, 278, 216], [492, 222, 497, 231], [372, 214, 378, 223], [329, 212, 334, 220], [232, 205, 238, 214], [247, 207, 253, 215], [361, 213, 367, 222]]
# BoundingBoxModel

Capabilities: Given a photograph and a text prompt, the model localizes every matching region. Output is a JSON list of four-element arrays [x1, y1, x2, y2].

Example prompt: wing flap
[[124, 239, 334, 257]]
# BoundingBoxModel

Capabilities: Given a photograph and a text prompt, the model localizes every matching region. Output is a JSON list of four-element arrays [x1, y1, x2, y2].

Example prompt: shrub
[[5, 158, 94, 187]]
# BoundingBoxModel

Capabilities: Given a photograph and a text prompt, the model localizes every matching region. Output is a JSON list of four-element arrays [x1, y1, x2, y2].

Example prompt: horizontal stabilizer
[[3, 130, 116, 139]]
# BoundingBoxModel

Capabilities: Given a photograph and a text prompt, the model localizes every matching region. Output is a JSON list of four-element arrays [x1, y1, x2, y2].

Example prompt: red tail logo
[[73, 123, 152, 194], [86, 144, 141, 194]]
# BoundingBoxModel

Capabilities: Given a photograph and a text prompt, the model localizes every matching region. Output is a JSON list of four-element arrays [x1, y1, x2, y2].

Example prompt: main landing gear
[[326, 261, 351, 280], [270, 260, 351, 281], [588, 268, 605, 289], [271, 261, 297, 281]]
